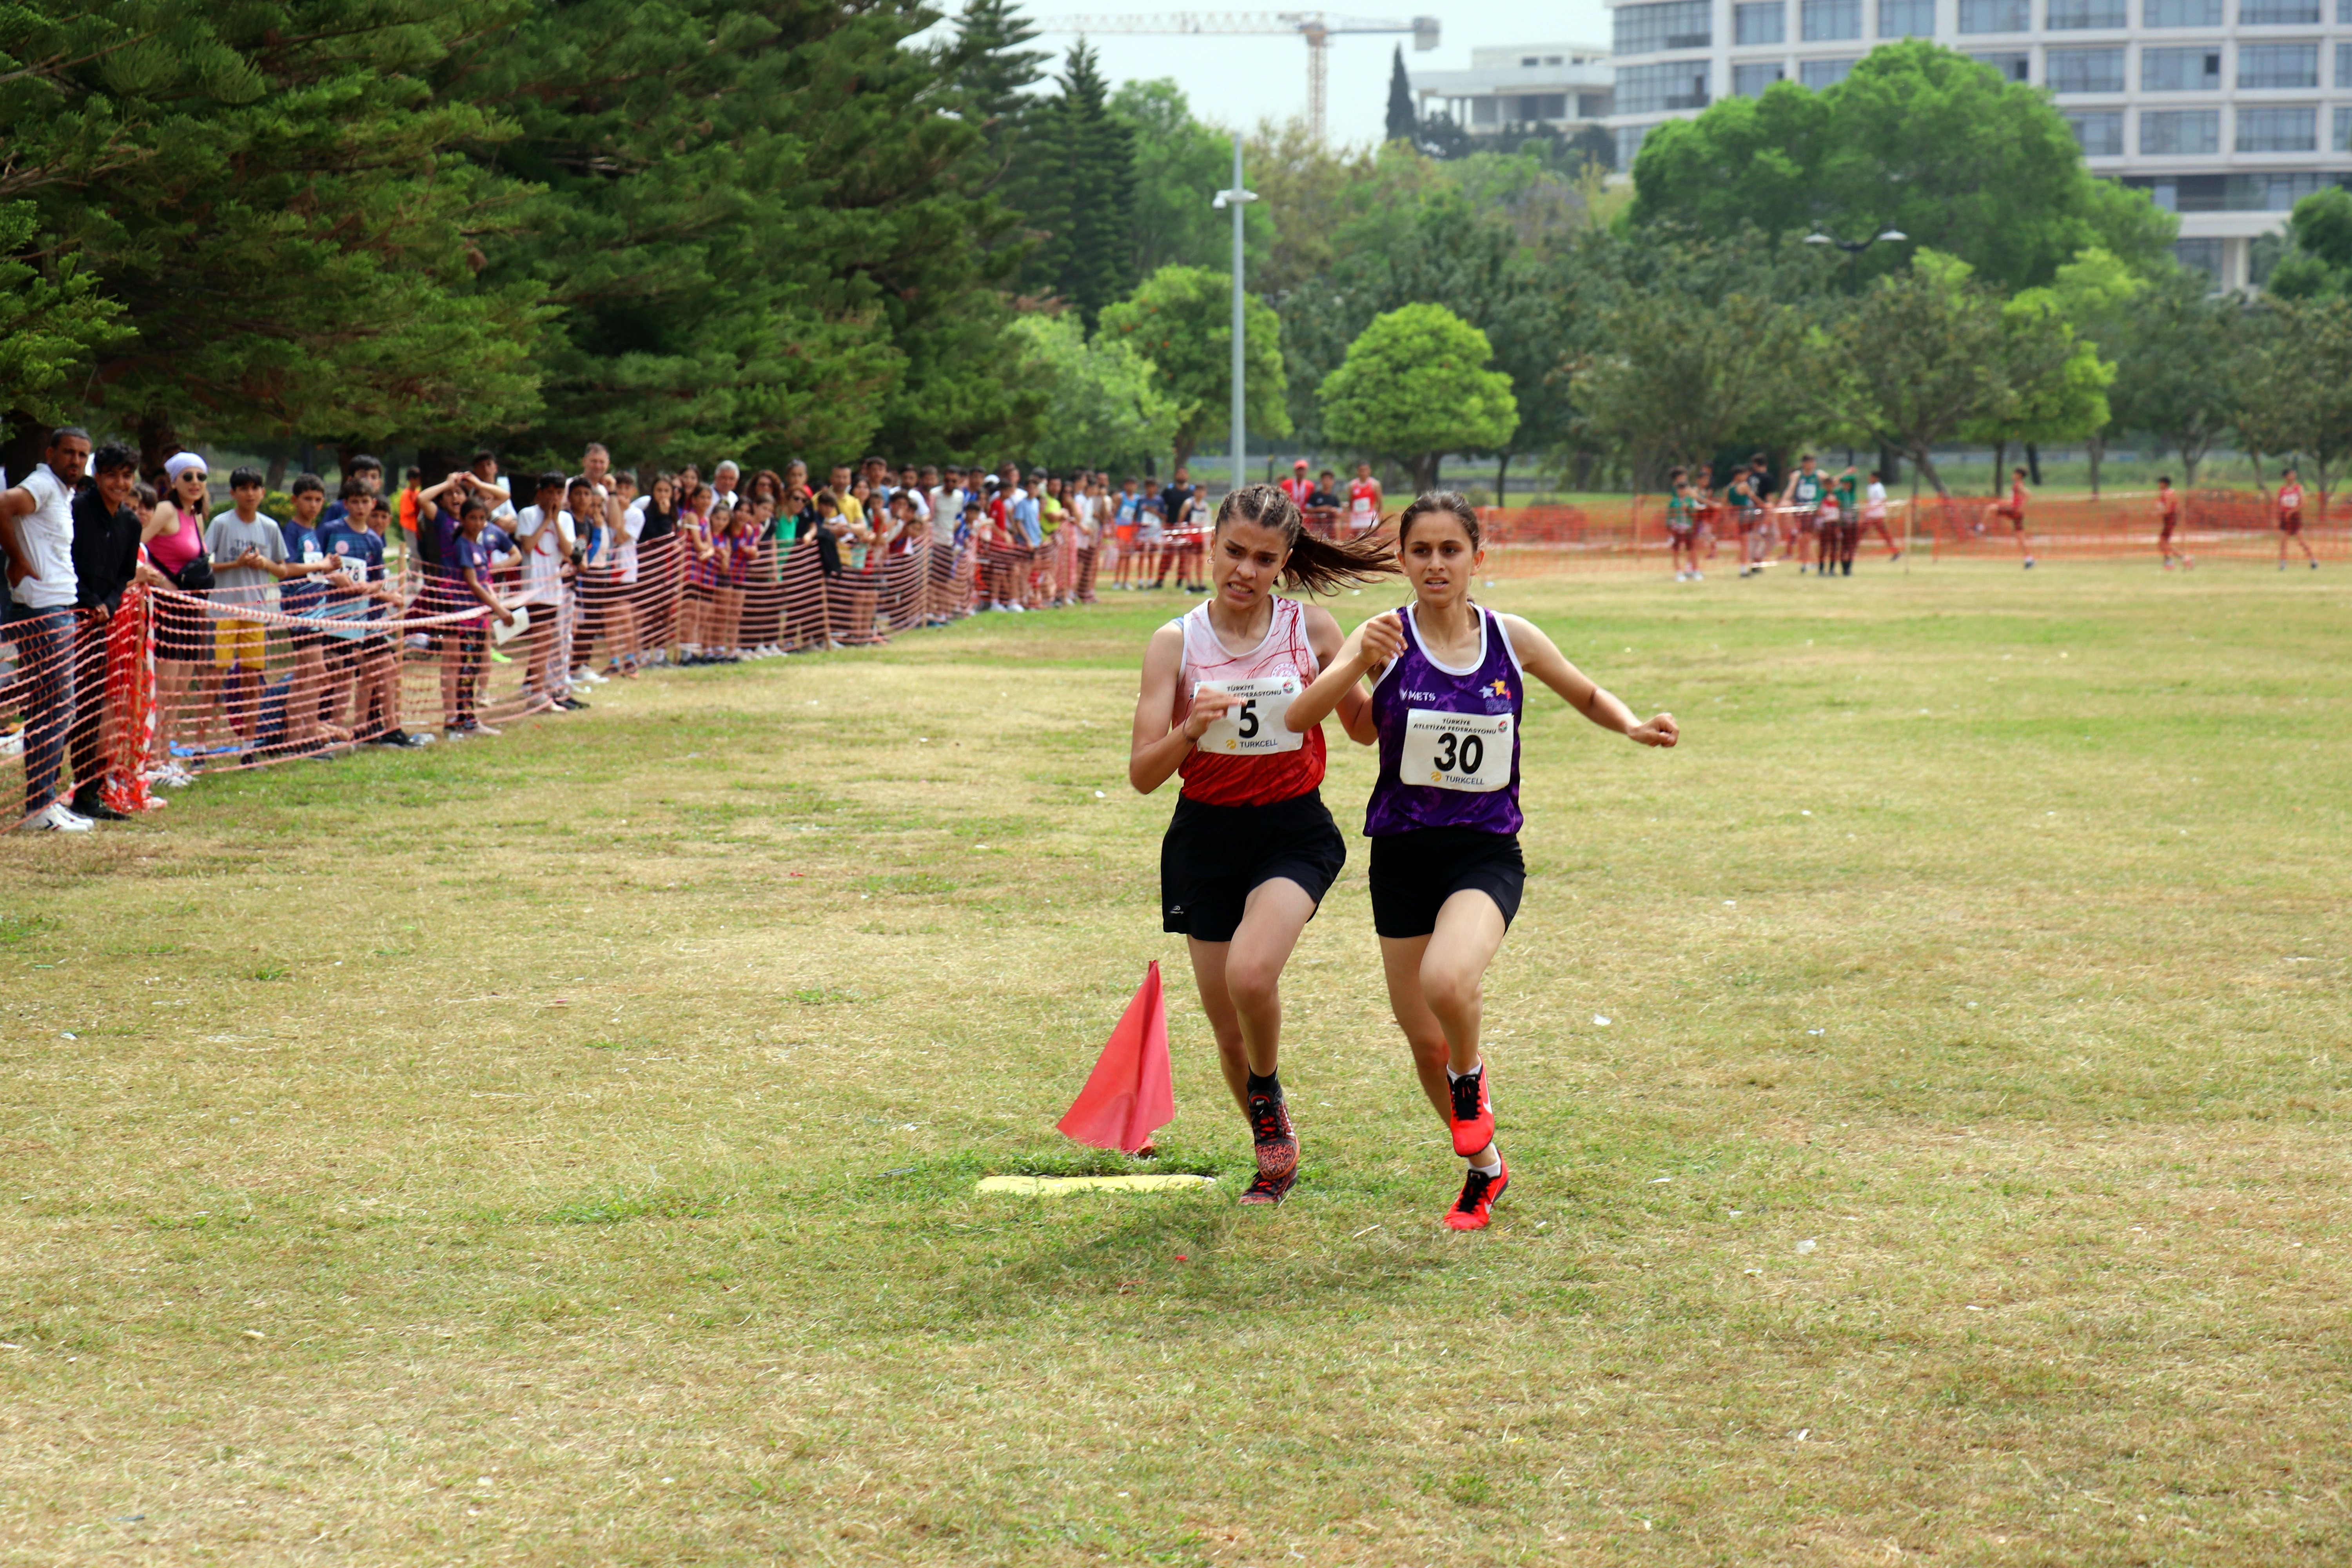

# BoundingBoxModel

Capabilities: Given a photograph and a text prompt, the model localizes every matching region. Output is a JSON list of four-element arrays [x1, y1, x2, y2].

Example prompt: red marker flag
[[1057, 961, 1174, 1153]]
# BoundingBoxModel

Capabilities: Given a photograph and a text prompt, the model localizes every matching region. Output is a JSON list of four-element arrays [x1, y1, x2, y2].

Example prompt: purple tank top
[[1365, 604, 1524, 837]]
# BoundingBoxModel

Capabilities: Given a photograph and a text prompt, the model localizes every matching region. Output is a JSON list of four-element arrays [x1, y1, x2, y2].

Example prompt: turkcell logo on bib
[[1401, 709, 1510, 793], [1194, 676, 1305, 755]]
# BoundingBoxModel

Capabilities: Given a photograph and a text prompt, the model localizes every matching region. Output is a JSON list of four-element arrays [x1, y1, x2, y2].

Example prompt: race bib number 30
[[1401, 709, 1511, 792], [1194, 676, 1305, 755]]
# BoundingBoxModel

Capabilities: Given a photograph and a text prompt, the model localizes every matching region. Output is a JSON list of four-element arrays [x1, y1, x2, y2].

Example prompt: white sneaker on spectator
[[0, 728, 22, 758], [21, 801, 93, 833]]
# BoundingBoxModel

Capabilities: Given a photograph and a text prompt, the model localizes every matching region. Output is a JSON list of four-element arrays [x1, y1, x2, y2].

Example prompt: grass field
[[3, 561, 2347, 1566]]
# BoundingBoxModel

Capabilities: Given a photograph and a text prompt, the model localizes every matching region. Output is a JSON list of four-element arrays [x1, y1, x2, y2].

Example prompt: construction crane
[[1032, 13, 1439, 144]]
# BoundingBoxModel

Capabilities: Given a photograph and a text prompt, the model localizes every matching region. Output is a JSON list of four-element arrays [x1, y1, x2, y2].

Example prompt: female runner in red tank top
[[1128, 484, 1396, 1204], [1286, 492, 1678, 1229]]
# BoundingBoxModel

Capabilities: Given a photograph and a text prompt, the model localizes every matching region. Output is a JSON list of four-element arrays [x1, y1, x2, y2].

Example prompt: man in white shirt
[[0, 426, 93, 829], [711, 459, 742, 513]]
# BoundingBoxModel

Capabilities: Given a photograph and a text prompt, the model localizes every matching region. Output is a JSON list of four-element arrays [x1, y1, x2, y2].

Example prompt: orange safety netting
[[1, 529, 1049, 830]]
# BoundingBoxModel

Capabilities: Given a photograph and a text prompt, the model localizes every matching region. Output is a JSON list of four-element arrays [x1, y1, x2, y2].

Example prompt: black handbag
[[170, 550, 216, 593]]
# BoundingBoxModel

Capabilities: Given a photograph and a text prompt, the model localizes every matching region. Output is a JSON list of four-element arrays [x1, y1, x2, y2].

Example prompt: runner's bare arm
[[1285, 610, 1403, 741], [1498, 614, 1677, 748], [1299, 603, 1381, 743], [1129, 622, 1234, 794]]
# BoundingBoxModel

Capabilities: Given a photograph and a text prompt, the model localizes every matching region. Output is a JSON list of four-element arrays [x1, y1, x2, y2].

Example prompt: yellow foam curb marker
[[975, 1174, 1217, 1196]]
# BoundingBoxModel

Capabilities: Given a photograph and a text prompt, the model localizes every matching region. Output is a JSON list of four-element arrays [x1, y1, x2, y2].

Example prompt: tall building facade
[[1602, 0, 2352, 287]]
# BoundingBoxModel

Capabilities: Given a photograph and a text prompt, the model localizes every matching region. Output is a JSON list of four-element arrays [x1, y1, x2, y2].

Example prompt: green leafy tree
[[1959, 253, 2124, 479], [1571, 290, 1814, 489], [1018, 44, 1138, 330], [1098, 264, 1289, 472], [1818, 250, 2013, 496], [461, 0, 1032, 470], [2258, 186, 2352, 300], [1109, 80, 1269, 279], [1008, 312, 1178, 472], [1630, 41, 2174, 290], [0, 203, 126, 426], [2230, 296, 2352, 499], [2, 0, 543, 467], [1385, 46, 1417, 144], [1319, 303, 1518, 491], [2106, 266, 2239, 486]]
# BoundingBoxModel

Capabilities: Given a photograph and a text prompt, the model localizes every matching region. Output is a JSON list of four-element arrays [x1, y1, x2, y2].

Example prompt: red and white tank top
[[1348, 479, 1381, 527], [2280, 483, 2303, 515], [1171, 595, 1325, 807]]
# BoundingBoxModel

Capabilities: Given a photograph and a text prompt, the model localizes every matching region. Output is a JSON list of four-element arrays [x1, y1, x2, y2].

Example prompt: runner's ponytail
[[1214, 482, 1396, 595]]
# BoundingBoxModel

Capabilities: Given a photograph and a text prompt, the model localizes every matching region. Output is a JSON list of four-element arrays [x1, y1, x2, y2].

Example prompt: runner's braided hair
[[1212, 481, 1396, 594]]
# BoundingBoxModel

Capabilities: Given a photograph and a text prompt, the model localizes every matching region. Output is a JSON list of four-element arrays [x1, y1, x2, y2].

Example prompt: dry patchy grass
[[1, 562, 2347, 1566]]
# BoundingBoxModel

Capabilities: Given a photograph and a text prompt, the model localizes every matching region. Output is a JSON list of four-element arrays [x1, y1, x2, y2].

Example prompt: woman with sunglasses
[[141, 454, 217, 784]]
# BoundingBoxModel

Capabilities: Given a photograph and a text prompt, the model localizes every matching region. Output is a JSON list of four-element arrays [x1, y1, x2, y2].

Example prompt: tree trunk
[[1878, 441, 1902, 488], [1, 410, 48, 485], [2025, 442, 2042, 486], [2086, 434, 2103, 499], [1496, 450, 1510, 504], [1911, 445, 1949, 498], [136, 410, 181, 479], [2178, 435, 2202, 488], [265, 452, 289, 492]]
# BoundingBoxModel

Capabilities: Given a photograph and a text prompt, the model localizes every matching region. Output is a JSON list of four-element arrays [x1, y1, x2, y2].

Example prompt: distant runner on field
[[1989, 466, 2033, 569], [2156, 475, 2188, 571], [2276, 467, 2319, 572]]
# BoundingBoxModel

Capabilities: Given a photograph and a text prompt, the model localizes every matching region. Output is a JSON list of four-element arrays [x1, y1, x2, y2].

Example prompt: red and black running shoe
[[1443, 1159, 1509, 1231], [1448, 1063, 1494, 1157], [1238, 1088, 1298, 1205]]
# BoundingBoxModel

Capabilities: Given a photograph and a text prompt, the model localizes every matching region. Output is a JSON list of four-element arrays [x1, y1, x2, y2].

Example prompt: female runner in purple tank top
[[1285, 493, 1677, 1229]]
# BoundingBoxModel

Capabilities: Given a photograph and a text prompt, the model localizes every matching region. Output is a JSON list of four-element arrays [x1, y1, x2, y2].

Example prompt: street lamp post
[[1807, 226, 1912, 555], [1212, 134, 1258, 500], [1804, 226, 1908, 294]]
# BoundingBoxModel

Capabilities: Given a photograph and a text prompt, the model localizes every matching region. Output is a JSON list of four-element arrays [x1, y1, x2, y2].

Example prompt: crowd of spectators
[[0, 427, 1253, 834]]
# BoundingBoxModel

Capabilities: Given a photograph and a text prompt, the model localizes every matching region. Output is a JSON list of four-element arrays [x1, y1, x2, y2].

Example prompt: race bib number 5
[[1193, 676, 1305, 755], [1401, 709, 1511, 792]]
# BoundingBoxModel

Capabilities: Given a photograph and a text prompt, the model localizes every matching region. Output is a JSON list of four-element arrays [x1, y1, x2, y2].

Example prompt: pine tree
[[0, 0, 541, 466], [1024, 44, 1138, 329], [460, 0, 1038, 468], [1385, 45, 1419, 145]]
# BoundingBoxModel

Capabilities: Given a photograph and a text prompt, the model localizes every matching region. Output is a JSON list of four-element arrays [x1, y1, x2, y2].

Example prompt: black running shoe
[[1238, 1088, 1297, 1205], [1239, 1165, 1297, 1205]]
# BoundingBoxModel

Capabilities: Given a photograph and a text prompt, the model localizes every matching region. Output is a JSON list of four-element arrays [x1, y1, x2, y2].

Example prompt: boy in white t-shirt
[[513, 472, 575, 711], [1862, 469, 1900, 560]]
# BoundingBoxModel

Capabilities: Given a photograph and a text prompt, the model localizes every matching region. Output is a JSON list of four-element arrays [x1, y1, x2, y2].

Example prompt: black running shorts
[[1367, 826, 1526, 940], [1161, 788, 1347, 943]]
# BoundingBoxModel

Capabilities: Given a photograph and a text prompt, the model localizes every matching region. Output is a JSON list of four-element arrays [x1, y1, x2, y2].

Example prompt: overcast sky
[[919, 1, 1615, 151]]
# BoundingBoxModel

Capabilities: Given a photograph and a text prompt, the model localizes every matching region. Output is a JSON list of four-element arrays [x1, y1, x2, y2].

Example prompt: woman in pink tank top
[[142, 454, 214, 776]]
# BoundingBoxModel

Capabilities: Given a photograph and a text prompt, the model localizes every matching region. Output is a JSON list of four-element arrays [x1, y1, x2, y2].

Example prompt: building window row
[[1634, 0, 2352, 54], [1614, 1, 1714, 54], [1616, 59, 1715, 113], [2127, 170, 2342, 209], [2044, 102, 2334, 148], [1639, 0, 2352, 44], [1721, 42, 2347, 88]]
